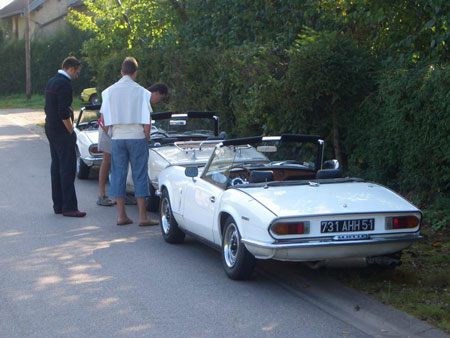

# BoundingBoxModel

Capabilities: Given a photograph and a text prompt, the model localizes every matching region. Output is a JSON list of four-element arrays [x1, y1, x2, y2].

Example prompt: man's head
[[121, 57, 138, 80], [62, 56, 81, 79], [148, 83, 169, 104]]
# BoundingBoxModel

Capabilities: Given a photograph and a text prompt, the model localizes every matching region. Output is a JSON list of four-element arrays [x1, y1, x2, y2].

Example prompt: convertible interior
[[226, 165, 342, 186]]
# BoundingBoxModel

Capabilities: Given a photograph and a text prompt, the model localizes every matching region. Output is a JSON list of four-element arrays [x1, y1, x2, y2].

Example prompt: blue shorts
[[109, 138, 149, 198]]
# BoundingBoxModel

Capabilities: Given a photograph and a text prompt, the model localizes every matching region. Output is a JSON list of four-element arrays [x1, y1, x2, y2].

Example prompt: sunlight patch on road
[[96, 297, 119, 309], [68, 273, 113, 284], [262, 323, 278, 331], [0, 230, 23, 238], [36, 275, 64, 290], [68, 263, 102, 272], [120, 324, 152, 333]]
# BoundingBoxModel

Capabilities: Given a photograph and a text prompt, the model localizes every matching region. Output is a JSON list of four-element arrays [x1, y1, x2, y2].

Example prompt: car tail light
[[271, 221, 310, 236], [89, 144, 102, 156], [385, 216, 420, 230]]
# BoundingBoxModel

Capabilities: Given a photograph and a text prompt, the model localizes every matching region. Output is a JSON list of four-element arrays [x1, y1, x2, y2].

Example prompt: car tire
[[146, 183, 160, 212], [89, 93, 99, 105], [76, 148, 90, 179], [221, 217, 255, 280], [159, 189, 185, 243]]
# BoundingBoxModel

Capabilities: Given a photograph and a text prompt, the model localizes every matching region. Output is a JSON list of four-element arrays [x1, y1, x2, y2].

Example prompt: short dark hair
[[121, 57, 138, 75], [61, 56, 81, 70], [148, 83, 169, 96]]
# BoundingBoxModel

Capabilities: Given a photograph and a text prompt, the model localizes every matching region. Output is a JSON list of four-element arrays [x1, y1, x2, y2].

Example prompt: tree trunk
[[24, 0, 31, 100]]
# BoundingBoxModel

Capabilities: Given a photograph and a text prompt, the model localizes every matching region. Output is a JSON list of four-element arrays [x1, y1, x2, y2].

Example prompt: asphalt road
[[0, 109, 447, 338]]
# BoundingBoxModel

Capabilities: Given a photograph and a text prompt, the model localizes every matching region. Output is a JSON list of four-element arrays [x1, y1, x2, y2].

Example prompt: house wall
[[32, 0, 73, 37], [1, 0, 83, 40]]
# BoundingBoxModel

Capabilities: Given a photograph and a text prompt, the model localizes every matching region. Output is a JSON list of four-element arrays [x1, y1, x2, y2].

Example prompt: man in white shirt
[[100, 57, 166, 226], [96, 83, 168, 208]]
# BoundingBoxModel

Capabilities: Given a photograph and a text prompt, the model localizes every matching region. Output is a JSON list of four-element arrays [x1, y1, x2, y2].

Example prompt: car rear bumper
[[81, 156, 103, 167], [242, 234, 423, 261]]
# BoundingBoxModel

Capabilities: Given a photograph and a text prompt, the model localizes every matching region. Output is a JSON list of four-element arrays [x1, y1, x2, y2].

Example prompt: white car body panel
[[238, 182, 417, 217], [74, 126, 102, 167]]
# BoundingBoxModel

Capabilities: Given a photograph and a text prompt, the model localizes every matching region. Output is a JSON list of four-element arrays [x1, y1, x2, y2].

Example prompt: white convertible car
[[74, 104, 103, 179], [158, 134, 423, 280]]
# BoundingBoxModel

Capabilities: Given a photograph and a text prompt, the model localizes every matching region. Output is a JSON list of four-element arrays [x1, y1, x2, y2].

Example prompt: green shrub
[[0, 27, 93, 96], [346, 64, 450, 228]]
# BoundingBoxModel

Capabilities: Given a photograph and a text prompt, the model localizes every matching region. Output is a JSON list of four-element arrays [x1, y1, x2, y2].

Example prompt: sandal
[[117, 218, 133, 226], [139, 219, 159, 226]]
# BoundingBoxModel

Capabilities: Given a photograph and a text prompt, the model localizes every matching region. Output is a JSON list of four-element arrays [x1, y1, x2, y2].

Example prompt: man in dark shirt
[[44, 56, 86, 217]]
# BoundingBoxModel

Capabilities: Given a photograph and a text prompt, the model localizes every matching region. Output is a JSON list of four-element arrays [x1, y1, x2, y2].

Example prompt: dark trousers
[[45, 127, 78, 212]]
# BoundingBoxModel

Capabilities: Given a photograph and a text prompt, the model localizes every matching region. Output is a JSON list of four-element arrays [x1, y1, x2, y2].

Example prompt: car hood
[[237, 181, 418, 217]]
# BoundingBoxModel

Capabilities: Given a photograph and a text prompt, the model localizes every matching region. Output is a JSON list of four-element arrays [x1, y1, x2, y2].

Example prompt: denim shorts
[[109, 138, 149, 198]]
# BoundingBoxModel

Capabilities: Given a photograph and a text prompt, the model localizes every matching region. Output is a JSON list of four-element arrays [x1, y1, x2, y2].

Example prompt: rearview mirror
[[323, 159, 340, 170], [185, 167, 198, 178]]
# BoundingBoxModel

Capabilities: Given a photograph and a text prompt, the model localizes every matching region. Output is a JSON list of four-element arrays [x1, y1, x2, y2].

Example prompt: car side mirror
[[323, 159, 340, 170], [185, 167, 198, 178]]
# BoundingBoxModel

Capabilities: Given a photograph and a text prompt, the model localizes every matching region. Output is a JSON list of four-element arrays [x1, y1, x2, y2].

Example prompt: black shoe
[[62, 210, 86, 217]]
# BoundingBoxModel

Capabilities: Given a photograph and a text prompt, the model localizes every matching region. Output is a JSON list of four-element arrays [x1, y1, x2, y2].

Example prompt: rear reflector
[[271, 221, 310, 236], [385, 216, 420, 230]]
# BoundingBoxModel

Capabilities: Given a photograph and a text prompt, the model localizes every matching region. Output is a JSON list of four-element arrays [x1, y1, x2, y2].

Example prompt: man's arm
[[62, 118, 73, 134], [144, 124, 150, 141], [57, 81, 74, 133]]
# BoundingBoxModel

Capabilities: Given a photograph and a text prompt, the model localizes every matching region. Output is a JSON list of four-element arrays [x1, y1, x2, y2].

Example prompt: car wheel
[[89, 93, 99, 105], [146, 183, 160, 212], [76, 148, 90, 179], [159, 189, 185, 243], [221, 217, 255, 280]]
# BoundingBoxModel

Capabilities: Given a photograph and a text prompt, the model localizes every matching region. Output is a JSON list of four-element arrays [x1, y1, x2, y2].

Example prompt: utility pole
[[24, 0, 31, 100]]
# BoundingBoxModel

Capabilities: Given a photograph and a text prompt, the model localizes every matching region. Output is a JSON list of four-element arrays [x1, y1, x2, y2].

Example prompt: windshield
[[153, 117, 216, 137], [257, 139, 318, 169], [203, 138, 321, 188]]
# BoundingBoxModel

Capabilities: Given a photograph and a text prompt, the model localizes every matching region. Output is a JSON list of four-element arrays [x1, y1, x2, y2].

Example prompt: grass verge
[[327, 224, 450, 333], [0, 94, 83, 111]]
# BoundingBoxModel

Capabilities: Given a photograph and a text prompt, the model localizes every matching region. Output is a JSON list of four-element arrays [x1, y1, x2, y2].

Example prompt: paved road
[[0, 110, 447, 338]]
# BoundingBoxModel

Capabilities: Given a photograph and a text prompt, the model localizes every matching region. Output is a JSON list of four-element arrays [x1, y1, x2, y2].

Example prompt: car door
[[182, 177, 222, 242], [182, 146, 234, 241]]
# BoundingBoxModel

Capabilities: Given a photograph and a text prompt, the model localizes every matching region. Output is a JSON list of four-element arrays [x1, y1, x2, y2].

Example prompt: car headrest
[[248, 170, 274, 183], [316, 169, 342, 179]]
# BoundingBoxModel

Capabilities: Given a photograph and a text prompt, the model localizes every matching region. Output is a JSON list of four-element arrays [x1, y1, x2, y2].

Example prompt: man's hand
[[62, 118, 73, 134]]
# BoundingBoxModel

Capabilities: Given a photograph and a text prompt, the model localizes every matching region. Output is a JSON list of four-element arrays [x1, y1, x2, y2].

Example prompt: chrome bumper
[[81, 156, 103, 167], [242, 234, 424, 261]]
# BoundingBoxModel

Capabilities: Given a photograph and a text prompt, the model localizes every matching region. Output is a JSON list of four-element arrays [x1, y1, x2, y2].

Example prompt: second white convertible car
[[158, 134, 423, 280]]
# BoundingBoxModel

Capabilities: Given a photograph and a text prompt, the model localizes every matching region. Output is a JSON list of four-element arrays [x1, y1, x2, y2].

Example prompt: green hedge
[[346, 64, 450, 227], [0, 27, 93, 96]]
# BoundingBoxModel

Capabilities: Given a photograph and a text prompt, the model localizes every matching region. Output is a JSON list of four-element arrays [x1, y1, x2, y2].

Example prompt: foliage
[[346, 64, 450, 226], [181, 0, 317, 49], [0, 26, 93, 95], [317, 0, 450, 64], [270, 31, 376, 164]]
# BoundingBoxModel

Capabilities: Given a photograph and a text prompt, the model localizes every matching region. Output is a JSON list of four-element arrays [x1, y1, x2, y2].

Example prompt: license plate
[[321, 218, 375, 233]]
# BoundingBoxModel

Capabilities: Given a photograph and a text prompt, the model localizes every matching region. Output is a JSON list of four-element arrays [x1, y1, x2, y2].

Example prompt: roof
[[0, 0, 45, 19], [0, 0, 25, 19]]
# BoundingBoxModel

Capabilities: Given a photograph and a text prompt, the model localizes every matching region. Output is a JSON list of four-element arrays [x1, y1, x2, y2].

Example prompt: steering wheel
[[86, 119, 98, 129]]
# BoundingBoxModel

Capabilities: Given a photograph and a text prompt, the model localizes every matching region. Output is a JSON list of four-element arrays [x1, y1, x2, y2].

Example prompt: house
[[0, 0, 84, 40]]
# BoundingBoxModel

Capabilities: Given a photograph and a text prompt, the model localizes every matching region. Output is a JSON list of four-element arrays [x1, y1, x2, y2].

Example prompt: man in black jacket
[[44, 56, 86, 217]]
